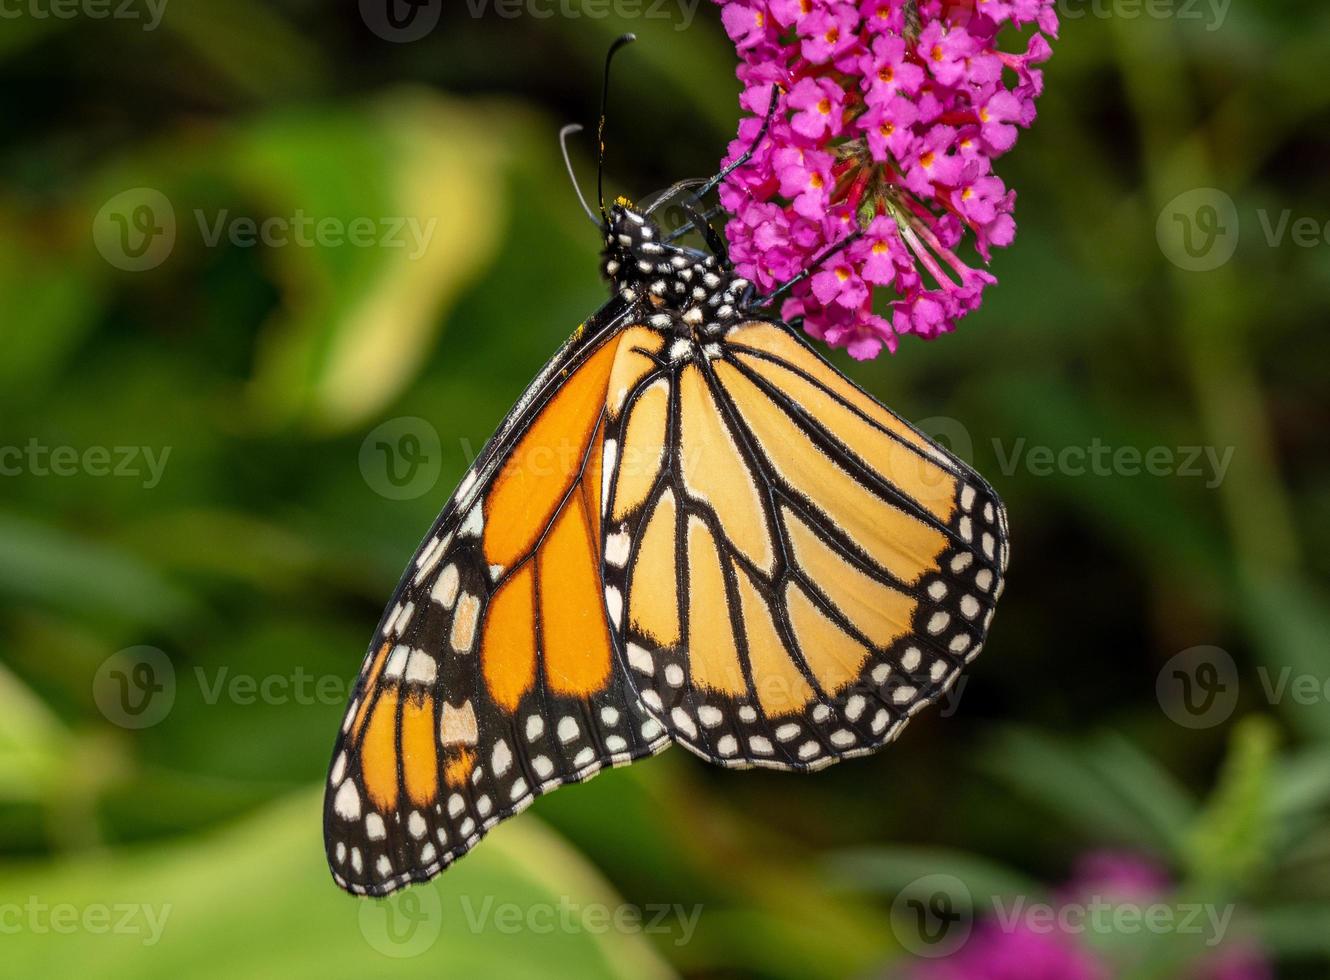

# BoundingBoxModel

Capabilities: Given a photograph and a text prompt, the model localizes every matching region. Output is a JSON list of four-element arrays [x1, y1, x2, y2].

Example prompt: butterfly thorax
[[601, 200, 753, 340]]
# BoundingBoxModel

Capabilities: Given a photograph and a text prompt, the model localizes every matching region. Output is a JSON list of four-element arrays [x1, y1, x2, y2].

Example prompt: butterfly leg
[[750, 230, 866, 309]]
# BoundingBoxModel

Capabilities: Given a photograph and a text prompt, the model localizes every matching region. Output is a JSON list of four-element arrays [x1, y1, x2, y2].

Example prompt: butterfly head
[[601, 198, 752, 339]]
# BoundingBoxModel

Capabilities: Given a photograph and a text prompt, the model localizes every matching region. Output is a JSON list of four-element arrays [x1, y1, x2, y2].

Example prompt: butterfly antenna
[[597, 33, 637, 225], [559, 124, 599, 227]]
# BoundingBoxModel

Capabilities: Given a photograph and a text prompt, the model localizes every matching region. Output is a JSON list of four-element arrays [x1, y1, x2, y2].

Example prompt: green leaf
[[226, 93, 517, 434], [823, 845, 1041, 906], [977, 727, 1170, 851], [1241, 573, 1330, 742], [0, 662, 70, 802], [1083, 732, 1198, 856], [1184, 715, 1278, 888], [1254, 904, 1330, 956], [0, 512, 198, 629], [0, 790, 675, 979]]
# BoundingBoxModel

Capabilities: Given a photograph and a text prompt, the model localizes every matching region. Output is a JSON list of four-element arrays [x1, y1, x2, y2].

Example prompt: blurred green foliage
[[1, 1, 1328, 977]]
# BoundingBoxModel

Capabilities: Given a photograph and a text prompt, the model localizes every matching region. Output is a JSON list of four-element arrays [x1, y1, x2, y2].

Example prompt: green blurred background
[[1, 1, 1328, 977]]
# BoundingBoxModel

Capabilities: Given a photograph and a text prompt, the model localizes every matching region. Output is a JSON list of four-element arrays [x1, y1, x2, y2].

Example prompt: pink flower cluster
[[716, 0, 1057, 358]]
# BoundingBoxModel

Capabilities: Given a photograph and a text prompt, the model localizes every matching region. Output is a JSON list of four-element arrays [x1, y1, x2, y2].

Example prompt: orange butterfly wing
[[323, 306, 670, 896], [599, 320, 1009, 770]]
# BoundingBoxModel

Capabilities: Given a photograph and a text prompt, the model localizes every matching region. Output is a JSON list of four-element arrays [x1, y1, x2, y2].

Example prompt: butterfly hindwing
[[324, 301, 670, 897], [600, 319, 1009, 771]]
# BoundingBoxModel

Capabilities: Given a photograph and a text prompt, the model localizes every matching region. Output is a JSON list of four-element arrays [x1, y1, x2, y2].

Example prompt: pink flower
[[917, 22, 978, 88], [860, 33, 925, 103], [714, 0, 1058, 356], [772, 144, 834, 219], [787, 76, 846, 140], [859, 95, 918, 162], [907, 921, 1108, 980], [798, 3, 860, 65], [979, 90, 1024, 153], [721, 1, 774, 51]]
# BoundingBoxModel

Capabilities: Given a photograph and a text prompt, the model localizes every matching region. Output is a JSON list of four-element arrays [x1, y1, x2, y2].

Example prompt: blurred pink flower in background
[[907, 921, 1108, 980], [715, 0, 1057, 358], [904, 851, 1273, 980]]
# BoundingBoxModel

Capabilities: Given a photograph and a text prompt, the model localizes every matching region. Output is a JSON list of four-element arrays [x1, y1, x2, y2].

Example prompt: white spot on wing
[[405, 648, 437, 686], [459, 503, 484, 539], [451, 593, 481, 652], [414, 535, 448, 584], [383, 644, 410, 681], [605, 530, 632, 568], [432, 564, 459, 609], [440, 700, 479, 746], [492, 740, 512, 777], [671, 708, 697, 739], [334, 780, 361, 820], [601, 440, 618, 513], [366, 813, 386, 840], [557, 716, 580, 744]]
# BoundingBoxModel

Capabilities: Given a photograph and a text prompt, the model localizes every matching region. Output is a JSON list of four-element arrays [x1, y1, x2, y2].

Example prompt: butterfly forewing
[[324, 301, 670, 897], [600, 320, 1009, 771]]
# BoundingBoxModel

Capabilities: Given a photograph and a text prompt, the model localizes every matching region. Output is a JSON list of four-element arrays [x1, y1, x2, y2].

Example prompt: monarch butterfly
[[325, 36, 1008, 897]]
